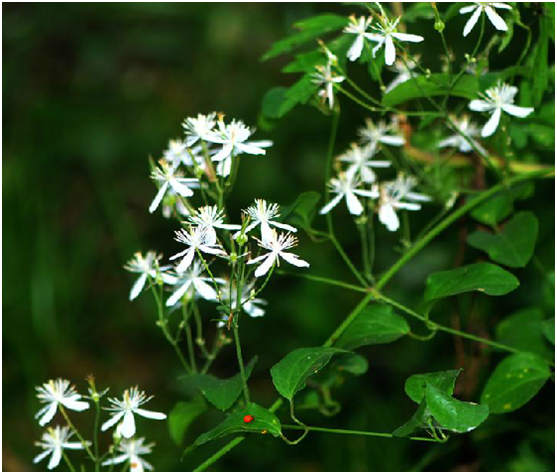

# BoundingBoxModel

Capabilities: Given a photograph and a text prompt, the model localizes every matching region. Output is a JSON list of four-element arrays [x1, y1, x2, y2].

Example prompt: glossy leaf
[[425, 384, 489, 433], [392, 400, 428, 437], [467, 212, 538, 268], [332, 353, 369, 376], [168, 398, 206, 446], [424, 263, 519, 301], [496, 308, 550, 357], [271, 347, 347, 401], [281, 191, 321, 229], [542, 318, 555, 346], [185, 357, 257, 411], [334, 304, 410, 350], [404, 369, 462, 404], [471, 193, 514, 226], [481, 353, 551, 414], [261, 87, 288, 119]]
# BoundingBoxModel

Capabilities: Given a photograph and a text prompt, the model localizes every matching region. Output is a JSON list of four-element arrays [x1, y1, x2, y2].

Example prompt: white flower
[[162, 190, 191, 219], [358, 117, 405, 147], [244, 199, 297, 242], [338, 143, 390, 184], [343, 15, 374, 62], [438, 115, 487, 154], [170, 226, 226, 273], [162, 139, 194, 168], [459, 2, 512, 37], [187, 205, 241, 241], [219, 280, 267, 322], [35, 379, 90, 427], [385, 58, 417, 93], [469, 81, 534, 137], [101, 387, 166, 439], [183, 113, 217, 147], [165, 261, 223, 307], [34, 426, 86, 470], [124, 251, 173, 301], [366, 17, 424, 66], [102, 438, 154, 472], [312, 63, 345, 109], [378, 175, 431, 232], [247, 230, 309, 278], [319, 172, 379, 216], [149, 161, 199, 214]]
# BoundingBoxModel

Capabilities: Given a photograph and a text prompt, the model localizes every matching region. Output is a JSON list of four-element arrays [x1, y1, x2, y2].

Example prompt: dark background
[[3, 3, 555, 471]]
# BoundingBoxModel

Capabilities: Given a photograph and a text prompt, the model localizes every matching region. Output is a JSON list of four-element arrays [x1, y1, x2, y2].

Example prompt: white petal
[[460, 5, 477, 14], [481, 108, 502, 137], [469, 99, 494, 112], [37, 402, 58, 426], [166, 281, 192, 307], [176, 248, 196, 273], [345, 191, 364, 215], [361, 166, 376, 183], [48, 447, 62, 470], [395, 201, 422, 211], [405, 192, 431, 202], [148, 182, 169, 213], [130, 273, 148, 301], [62, 397, 90, 412], [198, 245, 226, 257], [193, 279, 218, 300], [270, 221, 298, 233], [260, 221, 274, 243], [379, 135, 405, 146], [63, 442, 86, 450], [484, 6, 508, 31], [101, 411, 125, 432], [169, 178, 194, 198], [130, 455, 146, 472], [247, 254, 269, 265], [353, 188, 380, 199], [371, 39, 384, 57], [438, 136, 459, 148], [327, 83, 334, 109], [280, 252, 310, 268], [463, 6, 482, 37], [235, 142, 267, 156], [363, 32, 382, 42], [216, 223, 242, 230], [319, 193, 343, 215], [391, 32, 424, 43], [379, 204, 400, 231], [501, 104, 534, 118], [34, 449, 52, 464], [211, 143, 233, 162], [492, 3, 512, 10], [347, 35, 364, 62], [119, 411, 136, 439], [216, 157, 232, 177], [135, 408, 167, 420], [243, 302, 265, 318], [254, 254, 276, 278], [101, 454, 129, 466], [384, 35, 396, 66]]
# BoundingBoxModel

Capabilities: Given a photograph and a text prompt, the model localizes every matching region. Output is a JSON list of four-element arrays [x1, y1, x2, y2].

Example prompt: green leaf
[[471, 193, 514, 226], [467, 212, 539, 268], [270, 347, 347, 401], [424, 263, 519, 301], [425, 384, 489, 433], [404, 369, 462, 404], [481, 353, 551, 414], [496, 307, 550, 357], [542, 318, 555, 345], [262, 14, 348, 60], [382, 74, 478, 108], [168, 398, 207, 446], [332, 353, 369, 376], [281, 35, 352, 74], [334, 304, 410, 350], [185, 357, 257, 411], [392, 400, 428, 437], [275, 74, 319, 118], [281, 191, 321, 229], [261, 87, 289, 119], [190, 402, 282, 449]]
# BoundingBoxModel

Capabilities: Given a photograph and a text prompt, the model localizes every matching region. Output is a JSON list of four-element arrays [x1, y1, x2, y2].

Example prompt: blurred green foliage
[[3, 3, 555, 471]]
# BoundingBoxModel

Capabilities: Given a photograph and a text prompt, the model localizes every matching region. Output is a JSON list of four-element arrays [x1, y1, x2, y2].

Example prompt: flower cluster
[[33, 378, 163, 471]]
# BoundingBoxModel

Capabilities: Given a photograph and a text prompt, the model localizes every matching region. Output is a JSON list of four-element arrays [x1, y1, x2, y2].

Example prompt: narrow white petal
[[101, 454, 129, 466], [492, 3, 512, 10], [384, 35, 396, 66], [501, 104, 534, 118], [363, 32, 382, 42], [38, 402, 58, 426], [216, 223, 242, 230], [395, 201, 422, 211], [216, 157, 232, 177], [243, 302, 265, 318], [119, 411, 136, 438], [101, 411, 125, 432], [247, 253, 269, 265], [62, 398, 90, 412], [319, 193, 343, 215], [212, 144, 233, 162], [353, 188, 380, 199], [405, 192, 432, 202], [270, 221, 298, 233], [345, 191, 364, 215], [149, 182, 169, 213], [379, 204, 400, 231], [438, 136, 459, 148], [48, 448, 62, 470], [130, 274, 148, 301], [176, 248, 196, 273], [460, 5, 477, 14], [198, 245, 226, 256], [130, 455, 146, 472], [63, 442, 86, 450], [347, 35, 364, 62], [166, 281, 192, 307], [169, 178, 194, 198], [254, 254, 276, 278], [485, 6, 508, 31], [193, 279, 218, 300], [379, 135, 405, 146], [135, 408, 167, 420], [280, 252, 310, 268], [391, 32, 424, 43], [463, 6, 482, 37], [260, 221, 274, 244], [469, 99, 494, 112], [236, 142, 267, 156], [33, 449, 52, 464], [481, 108, 502, 137]]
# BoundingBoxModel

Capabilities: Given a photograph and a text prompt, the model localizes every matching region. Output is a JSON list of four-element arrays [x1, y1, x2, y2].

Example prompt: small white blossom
[[385, 58, 417, 93], [312, 63, 345, 109], [247, 230, 309, 278], [35, 379, 90, 427], [366, 17, 424, 66], [358, 117, 405, 147], [378, 175, 431, 232], [244, 199, 297, 242], [220, 280, 267, 321], [343, 15, 374, 62], [338, 143, 391, 184], [438, 115, 487, 154], [149, 161, 199, 214], [101, 387, 166, 439], [469, 81, 534, 137], [187, 205, 241, 241], [460, 2, 512, 37], [182, 113, 217, 147], [102, 437, 154, 472], [34, 426, 87, 470], [163, 139, 194, 168], [165, 261, 223, 307], [170, 226, 227, 273], [124, 252, 173, 301], [320, 173, 379, 216]]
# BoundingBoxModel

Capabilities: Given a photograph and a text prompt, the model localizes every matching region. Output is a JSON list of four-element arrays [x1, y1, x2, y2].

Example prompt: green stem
[[275, 270, 368, 293], [59, 406, 96, 462], [62, 450, 77, 472], [93, 399, 101, 471], [232, 323, 250, 404], [195, 249, 222, 299], [192, 436, 246, 472]]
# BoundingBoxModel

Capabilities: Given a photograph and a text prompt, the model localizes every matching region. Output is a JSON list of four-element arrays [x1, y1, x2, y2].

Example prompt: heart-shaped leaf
[[168, 398, 207, 446], [392, 400, 429, 437], [404, 369, 463, 404], [496, 308, 550, 357]]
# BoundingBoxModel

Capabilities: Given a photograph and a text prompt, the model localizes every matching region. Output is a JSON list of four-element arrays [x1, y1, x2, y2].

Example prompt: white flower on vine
[[101, 387, 166, 439], [343, 15, 374, 62], [459, 2, 512, 37], [469, 81, 533, 137], [366, 17, 424, 66], [438, 115, 487, 154], [385, 58, 417, 93], [34, 426, 87, 470], [102, 437, 154, 472], [338, 143, 391, 184], [358, 117, 405, 147], [163, 139, 194, 167], [378, 175, 431, 232], [182, 113, 217, 147], [35, 379, 90, 427], [247, 230, 309, 278], [244, 199, 297, 242], [170, 226, 226, 274], [187, 205, 241, 241], [220, 280, 267, 319], [149, 161, 199, 214], [124, 251, 173, 301], [165, 261, 223, 307], [320, 172, 379, 216], [312, 63, 345, 109]]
